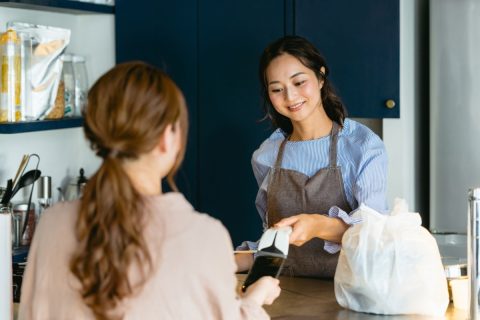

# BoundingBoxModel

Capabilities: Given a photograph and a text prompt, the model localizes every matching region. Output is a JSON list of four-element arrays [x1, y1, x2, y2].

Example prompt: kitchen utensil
[[0, 179, 13, 205], [19, 154, 40, 240], [8, 169, 42, 202], [58, 168, 87, 201], [12, 154, 29, 191]]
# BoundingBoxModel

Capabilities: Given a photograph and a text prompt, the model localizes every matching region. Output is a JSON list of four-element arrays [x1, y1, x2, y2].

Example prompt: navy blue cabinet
[[198, 0, 285, 245], [116, 0, 198, 203], [294, 0, 399, 118]]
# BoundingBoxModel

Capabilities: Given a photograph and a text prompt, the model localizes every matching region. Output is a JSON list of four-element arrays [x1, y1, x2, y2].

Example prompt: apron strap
[[274, 137, 288, 169], [329, 121, 339, 168]]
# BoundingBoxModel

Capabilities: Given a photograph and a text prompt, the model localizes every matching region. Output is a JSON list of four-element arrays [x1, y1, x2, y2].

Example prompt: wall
[[383, 0, 429, 223], [430, 0, 480, 233], [0, 7, 114, 205]]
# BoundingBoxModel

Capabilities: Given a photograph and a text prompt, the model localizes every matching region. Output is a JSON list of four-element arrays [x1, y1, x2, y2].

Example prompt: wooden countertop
[[236, 274, 468, 320], [14, 276, 467, 319]]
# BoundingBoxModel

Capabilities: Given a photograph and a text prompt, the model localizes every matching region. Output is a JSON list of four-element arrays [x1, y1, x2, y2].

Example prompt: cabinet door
[[198, 0, 285, 245], [115, 0, 198, 203], [295, 0, 399, 118]]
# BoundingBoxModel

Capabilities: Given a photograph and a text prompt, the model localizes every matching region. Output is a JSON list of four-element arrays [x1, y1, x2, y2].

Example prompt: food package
[[7, 21, 70, 120], [334, 199, 449, 316]]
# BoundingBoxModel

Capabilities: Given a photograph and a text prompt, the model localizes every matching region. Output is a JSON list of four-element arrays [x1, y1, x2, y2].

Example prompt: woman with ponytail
[[19, 61, 280, 320], [236, 36, 388, 279]]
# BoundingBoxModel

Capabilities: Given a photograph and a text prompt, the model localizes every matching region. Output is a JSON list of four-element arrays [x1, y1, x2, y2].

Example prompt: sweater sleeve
[[18, 208, 45, 320], [18, 240, 36, 320], [206, 220, 270, 320]]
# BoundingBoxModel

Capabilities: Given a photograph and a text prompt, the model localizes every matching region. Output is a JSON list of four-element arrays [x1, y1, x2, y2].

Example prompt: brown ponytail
[[70, 62, 188, 319]]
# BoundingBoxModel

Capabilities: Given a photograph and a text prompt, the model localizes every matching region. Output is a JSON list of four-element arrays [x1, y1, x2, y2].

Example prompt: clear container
[[18, 31, 32, 121], [468, 187, 480, 319], [72, 55, 88, 116], [61, 54, 75, 117], [0, 29, 22, 123]]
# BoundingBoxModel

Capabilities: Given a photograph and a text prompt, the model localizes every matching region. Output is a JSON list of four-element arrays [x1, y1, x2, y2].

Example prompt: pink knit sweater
[[19, 192, 269, 320]]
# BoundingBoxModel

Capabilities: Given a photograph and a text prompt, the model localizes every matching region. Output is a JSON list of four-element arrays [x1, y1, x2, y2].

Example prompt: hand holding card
[[241, 226, 292, 292]]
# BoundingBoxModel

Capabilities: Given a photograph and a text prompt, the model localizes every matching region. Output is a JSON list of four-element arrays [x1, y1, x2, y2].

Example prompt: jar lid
[[62, 54, 73, 62], [0, 29, 19, 44], [72, 55, 86, 63]]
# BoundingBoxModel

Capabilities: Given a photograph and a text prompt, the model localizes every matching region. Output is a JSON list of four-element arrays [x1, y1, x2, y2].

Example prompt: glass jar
[[0, 29, 22, 122], [72, 55, 88, 116], [61, 54, 75, 117]]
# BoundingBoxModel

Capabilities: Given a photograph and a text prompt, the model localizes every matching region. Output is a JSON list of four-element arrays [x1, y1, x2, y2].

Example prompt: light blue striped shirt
[[241, 118, 388, 254]]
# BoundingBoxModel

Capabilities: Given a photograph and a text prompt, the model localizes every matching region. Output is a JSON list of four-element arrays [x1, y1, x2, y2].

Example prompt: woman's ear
[[158, 124, 174, 154], [319, 66, 326, 89], [158, 123, 181, 156]]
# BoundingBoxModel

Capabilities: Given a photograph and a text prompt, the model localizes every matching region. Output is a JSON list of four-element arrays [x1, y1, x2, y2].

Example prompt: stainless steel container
[[468, 188, 480, 319], [13, 203, 35, 246]]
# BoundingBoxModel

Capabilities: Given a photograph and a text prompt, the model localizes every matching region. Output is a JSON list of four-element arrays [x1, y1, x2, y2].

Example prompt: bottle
[[0, 29, 21, 123], [468, 187, 480, 319], [61, 54, 75, 117], [37, 175, 52, 220], [72, 55, 88, 116]]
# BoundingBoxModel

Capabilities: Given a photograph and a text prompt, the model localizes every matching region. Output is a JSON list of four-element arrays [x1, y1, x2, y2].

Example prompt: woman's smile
[[287, 101, 306, 112]]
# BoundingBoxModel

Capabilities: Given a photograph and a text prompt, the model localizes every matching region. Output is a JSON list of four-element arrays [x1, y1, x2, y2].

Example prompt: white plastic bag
[[334, 199, 449, 316]]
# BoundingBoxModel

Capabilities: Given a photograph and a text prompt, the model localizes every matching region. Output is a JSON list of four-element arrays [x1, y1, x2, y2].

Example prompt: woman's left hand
[[274, 214, 348, 246]]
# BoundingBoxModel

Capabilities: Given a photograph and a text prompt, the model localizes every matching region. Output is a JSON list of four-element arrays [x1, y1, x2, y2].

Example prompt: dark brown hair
[[259, 35, 347, 134], [71, 61, 188, 319]]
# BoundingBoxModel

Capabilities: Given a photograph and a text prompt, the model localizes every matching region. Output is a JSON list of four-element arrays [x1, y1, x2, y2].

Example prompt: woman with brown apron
[[236, 36, 388, 279]]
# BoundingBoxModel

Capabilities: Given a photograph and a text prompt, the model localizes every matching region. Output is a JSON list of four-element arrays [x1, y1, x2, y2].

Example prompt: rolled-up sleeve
[[324, 133, 388, 254], [324, 206, 362, 253]]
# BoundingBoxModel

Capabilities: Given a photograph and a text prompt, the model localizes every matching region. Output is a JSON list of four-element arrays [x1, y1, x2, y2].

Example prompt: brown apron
[[266, 121, 352, 279]]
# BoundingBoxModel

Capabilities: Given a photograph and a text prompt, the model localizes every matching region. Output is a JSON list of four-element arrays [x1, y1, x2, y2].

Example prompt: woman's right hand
[[243, 276, 281, 306]]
